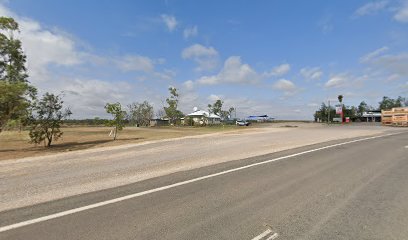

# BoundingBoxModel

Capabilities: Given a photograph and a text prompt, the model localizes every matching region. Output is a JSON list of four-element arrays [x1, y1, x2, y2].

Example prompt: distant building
[[246, 115, 274, 122], [149, 118, 169, 127], [361, 111, 382, 122], [185, 110, 221, 126]]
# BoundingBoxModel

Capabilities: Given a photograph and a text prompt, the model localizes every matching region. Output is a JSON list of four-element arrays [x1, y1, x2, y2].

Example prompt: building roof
[[187, 110, 221, 119], [362, 112, 382, 117]]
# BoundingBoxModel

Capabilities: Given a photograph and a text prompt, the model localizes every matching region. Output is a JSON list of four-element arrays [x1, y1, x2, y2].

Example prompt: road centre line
[[0, 132, 404, 233]]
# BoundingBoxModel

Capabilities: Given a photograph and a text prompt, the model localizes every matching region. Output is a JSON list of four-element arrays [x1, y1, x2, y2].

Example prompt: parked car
[[236, 120, 250, 126]]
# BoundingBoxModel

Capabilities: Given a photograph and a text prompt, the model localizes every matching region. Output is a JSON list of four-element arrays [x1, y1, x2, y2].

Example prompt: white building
[[186, 110, 221, 125]]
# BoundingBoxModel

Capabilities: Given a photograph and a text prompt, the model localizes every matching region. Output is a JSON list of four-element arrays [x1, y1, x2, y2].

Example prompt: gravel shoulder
[[0, 123, 404, 212]]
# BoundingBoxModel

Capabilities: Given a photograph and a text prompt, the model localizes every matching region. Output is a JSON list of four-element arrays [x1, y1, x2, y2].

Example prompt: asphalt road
[[1, 131, 407, 239]]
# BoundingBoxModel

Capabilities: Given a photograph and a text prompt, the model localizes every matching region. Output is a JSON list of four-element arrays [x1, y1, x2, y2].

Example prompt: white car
[[236, 120, 250, 126]]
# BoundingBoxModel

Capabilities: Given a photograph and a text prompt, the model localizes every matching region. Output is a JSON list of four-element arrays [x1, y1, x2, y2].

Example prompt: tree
[[208, 99, 223, 115], [314, 102, 335, 122], [357, 101, 368, 117], [105, 102, 126, 140], [337, 95, 343, 104], [0, 17, 36, 132], [396, 96, 405, 107], [127, 101, 154, 127], [27, 93, 72, 147], [164, 87, 184, 124], [228, 107, 235, 119], [156, 108, 165, 119], [378, 96, 405, 110], [344, 105, 358, 121], [208, 99, 235, 120]]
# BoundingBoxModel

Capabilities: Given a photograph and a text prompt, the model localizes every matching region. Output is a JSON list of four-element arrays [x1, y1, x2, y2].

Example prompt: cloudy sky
[[1, 0, 408, 119]]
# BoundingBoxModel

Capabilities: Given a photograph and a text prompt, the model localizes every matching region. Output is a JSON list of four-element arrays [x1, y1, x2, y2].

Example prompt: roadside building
[[381, 107, 408, 127], [361, 110, 382, 122], [149, 118, 169, 127], [185, 110, 221, 126]]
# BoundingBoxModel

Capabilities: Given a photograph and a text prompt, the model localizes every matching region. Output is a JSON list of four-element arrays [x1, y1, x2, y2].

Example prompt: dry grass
[[0, 125, 241, 160]]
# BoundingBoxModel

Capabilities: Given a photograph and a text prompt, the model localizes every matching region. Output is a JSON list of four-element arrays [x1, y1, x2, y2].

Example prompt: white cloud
[[182, 44, 219, 71], [360, 46, 389, 62], [183, 80, 194, 91], [182, 44, 218, 58], [196, 56, 260, 85], [161, 14, 178, 32], [115, 55, 155, 73], [207, 94, 221, 102], [273, 79, 298, 96], [114, 55, 175, 80], [183, 25, 198, 39], [307, 103, 320, 108], [61, 78, 134, 118], [300, 67, 323, 80], [0, 4, 82, 84], [354, 1, 389, 16], [325, 74, 350, 88], [374, 53, 408, 76], [394, 1, 408, 22], [265, 63, 291, 77], [361, 47, 408, 77], [386, 74, 400, 82]]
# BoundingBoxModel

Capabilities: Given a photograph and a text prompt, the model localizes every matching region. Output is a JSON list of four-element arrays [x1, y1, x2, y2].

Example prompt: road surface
[[0, 124, 396, 211], [1, 131, 407, 239]]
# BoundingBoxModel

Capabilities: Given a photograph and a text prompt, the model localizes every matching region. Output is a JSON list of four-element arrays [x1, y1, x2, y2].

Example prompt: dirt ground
[[0, 125, 243, 161]]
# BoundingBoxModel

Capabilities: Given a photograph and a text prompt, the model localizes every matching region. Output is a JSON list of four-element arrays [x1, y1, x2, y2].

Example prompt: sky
[[1, 0, 407, 119]]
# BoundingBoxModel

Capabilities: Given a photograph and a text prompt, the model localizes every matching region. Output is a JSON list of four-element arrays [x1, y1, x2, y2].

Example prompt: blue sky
[[1, 0, 407, 119]]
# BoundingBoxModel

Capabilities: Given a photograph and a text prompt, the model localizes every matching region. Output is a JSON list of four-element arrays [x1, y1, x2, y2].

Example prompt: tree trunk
[[47, 132, 52, 147], [113, 126, 117, 140]]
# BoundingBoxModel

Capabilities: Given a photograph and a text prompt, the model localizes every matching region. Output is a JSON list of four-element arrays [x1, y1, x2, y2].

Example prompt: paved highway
[[1, 131, 407, 239]]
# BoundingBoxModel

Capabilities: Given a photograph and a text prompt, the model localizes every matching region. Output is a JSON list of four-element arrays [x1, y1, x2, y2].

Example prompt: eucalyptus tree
[[0, 17, 36, 131]]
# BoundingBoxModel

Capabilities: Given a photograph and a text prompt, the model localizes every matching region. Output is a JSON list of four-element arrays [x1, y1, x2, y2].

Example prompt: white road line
[[266, 233, 279, 240], [0, 132, 403, 233], [405, 145, 408, 149], [252, 229, 273, 240]]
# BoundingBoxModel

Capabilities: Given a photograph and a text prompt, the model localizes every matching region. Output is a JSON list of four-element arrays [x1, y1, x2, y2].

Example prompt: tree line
[[314, 96, 407, 122], [103, 86, 236, 139]]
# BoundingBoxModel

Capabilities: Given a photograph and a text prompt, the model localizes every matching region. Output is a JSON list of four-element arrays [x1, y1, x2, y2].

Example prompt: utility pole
[[328, 100, 331, 125]]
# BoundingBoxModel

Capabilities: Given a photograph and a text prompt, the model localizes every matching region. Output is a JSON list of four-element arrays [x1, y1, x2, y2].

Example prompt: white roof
[[362, 112, 381, 117], [187, 110, 221, 119]]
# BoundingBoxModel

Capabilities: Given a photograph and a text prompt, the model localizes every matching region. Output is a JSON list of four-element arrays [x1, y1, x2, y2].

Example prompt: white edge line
[[252, 229, 273, 240], [265, 232, 279, 240], [0, 132, 402, 233]]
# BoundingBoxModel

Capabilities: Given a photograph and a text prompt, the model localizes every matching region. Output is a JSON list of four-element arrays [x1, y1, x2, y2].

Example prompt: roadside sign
[[336, 106, 342, 114]]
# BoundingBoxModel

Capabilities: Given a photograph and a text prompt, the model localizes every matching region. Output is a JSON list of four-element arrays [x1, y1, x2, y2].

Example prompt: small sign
[[336, 106, 343, 114]]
